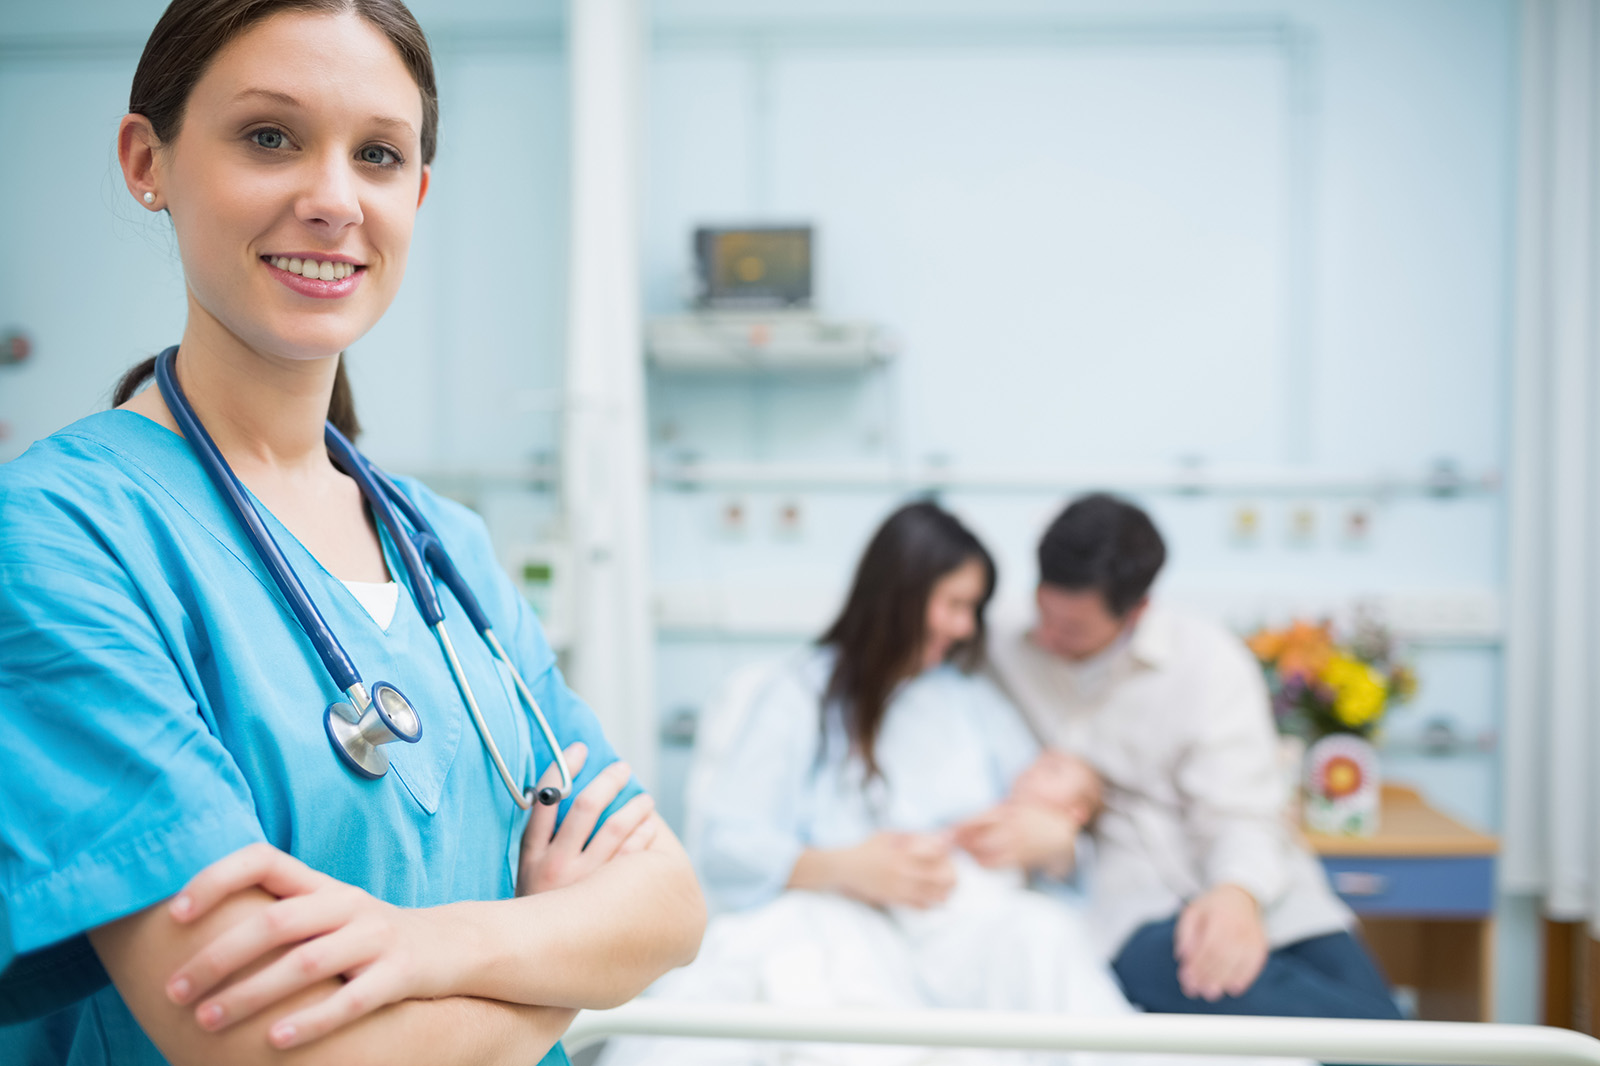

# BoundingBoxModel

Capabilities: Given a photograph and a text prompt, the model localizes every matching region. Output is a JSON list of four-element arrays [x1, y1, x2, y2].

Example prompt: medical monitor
[[694, 226, 813, 310]]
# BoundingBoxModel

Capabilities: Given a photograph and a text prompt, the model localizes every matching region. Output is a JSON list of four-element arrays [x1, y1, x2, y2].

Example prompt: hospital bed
[[615, 664, 1600, 1066], [565, 1001, 1600, 1065]]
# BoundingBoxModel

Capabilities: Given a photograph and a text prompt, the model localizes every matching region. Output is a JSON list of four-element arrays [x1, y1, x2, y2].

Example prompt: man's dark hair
[[1037, 493, 1166, 618]]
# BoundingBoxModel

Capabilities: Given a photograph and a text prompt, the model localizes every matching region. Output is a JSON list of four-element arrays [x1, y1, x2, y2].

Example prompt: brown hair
[[110, 0, 440, 437], [819, 500, 996, 780]]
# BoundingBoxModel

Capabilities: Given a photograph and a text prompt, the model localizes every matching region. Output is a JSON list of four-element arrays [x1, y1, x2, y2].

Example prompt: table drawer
[[1318, 856, 1494, 917]]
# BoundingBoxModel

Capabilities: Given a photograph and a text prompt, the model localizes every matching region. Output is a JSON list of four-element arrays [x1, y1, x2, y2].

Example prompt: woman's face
[[921, 557, 988, 670], [153, 11, 429, 361]]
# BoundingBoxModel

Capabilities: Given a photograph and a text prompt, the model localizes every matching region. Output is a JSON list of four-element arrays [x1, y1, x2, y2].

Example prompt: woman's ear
[[416, 164, 431, 209], [119, 114, 163, 210]]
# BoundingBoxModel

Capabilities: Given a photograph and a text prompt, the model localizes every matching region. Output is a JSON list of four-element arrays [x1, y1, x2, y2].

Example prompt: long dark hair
[[110, 0, 441, 438], [820, 500, 997, 780]]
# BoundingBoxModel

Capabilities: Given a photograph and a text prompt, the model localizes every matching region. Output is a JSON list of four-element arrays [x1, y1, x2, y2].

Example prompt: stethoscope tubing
[[327, 425, 571, 807], [154, 346, 572, 807], [156, 348, 364, 695]]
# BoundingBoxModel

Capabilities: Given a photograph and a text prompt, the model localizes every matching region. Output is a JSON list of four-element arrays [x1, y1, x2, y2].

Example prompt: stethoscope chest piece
[[325, 681, 423, 780]]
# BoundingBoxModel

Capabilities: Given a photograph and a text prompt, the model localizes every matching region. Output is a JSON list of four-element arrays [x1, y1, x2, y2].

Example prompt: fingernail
[[270, 1022, 297, 1047], [198, 1003, 223, 1029], [171, 894, 192, 920], [168, 976, 191, 1003]]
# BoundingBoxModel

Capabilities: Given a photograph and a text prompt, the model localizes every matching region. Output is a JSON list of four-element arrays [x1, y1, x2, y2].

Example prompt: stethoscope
[[155, 346, 572, 809]]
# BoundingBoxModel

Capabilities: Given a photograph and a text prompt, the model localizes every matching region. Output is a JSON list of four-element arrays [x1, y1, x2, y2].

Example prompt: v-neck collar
[[94, 409, 410, 635], [253, 497, 409, 638], [81, 409, 465, 814]]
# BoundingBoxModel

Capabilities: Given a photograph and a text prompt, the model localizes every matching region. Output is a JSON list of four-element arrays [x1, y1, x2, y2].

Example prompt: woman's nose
[[296, 152, 364, 231]]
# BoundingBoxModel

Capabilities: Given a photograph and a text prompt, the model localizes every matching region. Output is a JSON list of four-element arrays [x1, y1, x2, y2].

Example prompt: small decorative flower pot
[[1304, 733, 1380, 836]]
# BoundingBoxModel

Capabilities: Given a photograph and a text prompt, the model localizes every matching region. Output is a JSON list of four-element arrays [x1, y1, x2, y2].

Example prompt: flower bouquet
[[1247, 618, 1417, 836]]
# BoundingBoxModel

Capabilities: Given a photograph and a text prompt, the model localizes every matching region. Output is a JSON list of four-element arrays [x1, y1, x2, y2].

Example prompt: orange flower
[[1269, 621, 1335, 681], [1247, 628, 1287, 661]]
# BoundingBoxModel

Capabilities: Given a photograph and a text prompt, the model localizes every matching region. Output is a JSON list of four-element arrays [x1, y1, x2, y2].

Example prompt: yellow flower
[[1321, 655, 1387, 729]]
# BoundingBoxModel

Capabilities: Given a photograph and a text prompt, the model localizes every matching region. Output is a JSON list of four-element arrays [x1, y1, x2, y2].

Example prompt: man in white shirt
[[986, 494, 1402, 1020]]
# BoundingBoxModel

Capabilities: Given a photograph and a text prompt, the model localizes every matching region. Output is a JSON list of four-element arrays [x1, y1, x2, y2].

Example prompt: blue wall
[[643, 0, 1515, 820]]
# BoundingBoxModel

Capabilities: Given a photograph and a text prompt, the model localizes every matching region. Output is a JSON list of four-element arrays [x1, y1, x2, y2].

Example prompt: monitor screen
[[694, 226, 812, 309]]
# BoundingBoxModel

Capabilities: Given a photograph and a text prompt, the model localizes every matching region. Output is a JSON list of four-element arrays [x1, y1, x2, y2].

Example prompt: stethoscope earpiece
[[536, 786, 563, 806]]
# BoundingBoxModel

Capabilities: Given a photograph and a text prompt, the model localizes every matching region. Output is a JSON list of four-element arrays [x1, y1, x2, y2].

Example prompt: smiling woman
[[111, 0, 433, 432], [0, 3, 705, 1066]]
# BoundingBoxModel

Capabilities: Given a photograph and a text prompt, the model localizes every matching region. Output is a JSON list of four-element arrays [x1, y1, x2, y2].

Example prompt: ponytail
[[110, 353, 362, 439], [111, 356, 158, 409], [327, 359, 362, 439]]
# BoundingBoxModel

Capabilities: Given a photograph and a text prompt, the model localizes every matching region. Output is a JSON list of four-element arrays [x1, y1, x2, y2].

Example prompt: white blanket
[[596, 863, 1310, 1066]]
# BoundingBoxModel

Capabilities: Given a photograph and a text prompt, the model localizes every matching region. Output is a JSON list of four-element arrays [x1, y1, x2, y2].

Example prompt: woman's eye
[[250, 128, 288, 150], [359, 145, 401, 166]]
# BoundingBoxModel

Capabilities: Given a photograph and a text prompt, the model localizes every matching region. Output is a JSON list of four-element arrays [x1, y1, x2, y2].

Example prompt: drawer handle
[[1333, 871, 1389, 897]]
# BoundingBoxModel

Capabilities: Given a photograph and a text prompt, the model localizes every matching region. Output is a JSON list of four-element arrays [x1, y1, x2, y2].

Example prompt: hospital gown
[[601, 650, 1288, 1066], [0, 410, 641, 1066]]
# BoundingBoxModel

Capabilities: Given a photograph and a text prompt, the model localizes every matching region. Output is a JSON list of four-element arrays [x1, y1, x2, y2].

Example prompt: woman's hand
[[517, 742, 658, 896], [162, 843, 460, 1051], [951, 802, 1080, 877], [828, 831, 957, 909]]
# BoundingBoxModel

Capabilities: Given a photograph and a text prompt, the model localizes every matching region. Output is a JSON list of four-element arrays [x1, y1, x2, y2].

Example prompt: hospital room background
[[4, 0, 1598, 1039]]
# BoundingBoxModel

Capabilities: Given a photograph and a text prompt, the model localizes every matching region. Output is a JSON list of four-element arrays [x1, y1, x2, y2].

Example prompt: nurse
[[0, 1, 705, 1064]]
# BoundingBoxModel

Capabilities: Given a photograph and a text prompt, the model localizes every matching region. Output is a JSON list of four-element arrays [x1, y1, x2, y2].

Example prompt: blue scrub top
[[0, 411, 643, 1065]]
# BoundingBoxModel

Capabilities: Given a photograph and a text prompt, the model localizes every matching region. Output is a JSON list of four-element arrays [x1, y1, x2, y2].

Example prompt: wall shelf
[[404, 461, 1502, 500], [646, 312, 893, 371], [650, 460, 1502, 498]]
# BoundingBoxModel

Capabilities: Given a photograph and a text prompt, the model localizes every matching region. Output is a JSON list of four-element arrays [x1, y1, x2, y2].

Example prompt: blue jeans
[[1113, 917, 1403, 1019]]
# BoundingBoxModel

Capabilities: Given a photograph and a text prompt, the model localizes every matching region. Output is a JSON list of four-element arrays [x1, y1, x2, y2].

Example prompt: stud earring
[[143, 191, 156, 206]]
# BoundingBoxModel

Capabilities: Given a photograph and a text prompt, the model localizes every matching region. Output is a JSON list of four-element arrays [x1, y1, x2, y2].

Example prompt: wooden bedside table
[[1304, 783, 1499, 1022]]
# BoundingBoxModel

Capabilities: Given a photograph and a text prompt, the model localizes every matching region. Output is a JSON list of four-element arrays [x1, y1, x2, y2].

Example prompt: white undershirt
[[342, 579, 400, 629]]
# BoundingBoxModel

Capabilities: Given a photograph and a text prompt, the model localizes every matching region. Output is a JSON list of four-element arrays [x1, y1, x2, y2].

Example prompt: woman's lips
[[262, 256, 365, 299]]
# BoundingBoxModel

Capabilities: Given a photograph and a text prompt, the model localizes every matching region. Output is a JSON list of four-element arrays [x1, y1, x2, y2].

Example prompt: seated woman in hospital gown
[[601, 502, 1301, 1066]]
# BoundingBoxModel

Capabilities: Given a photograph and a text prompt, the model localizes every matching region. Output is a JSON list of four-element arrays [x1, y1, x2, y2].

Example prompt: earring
[[143, 191, 156, 205]]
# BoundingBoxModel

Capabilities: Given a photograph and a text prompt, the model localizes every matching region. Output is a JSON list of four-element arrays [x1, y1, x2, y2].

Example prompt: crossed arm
[[89, 745, 707, 1066]]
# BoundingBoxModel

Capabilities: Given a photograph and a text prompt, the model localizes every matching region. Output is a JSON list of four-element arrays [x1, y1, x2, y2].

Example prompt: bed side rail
[[564, 1001, 1600, 1066]]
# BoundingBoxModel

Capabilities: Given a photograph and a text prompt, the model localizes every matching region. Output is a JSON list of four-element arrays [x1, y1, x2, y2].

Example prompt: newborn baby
[[947, 749, 1104, 880], [886, 750, 1128, 1021], [1012, 749, 1104, 828]]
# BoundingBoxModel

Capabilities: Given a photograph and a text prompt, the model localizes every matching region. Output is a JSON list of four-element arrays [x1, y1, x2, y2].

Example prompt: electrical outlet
[[1287, 504, 1317, 546], [1342, 504, 1374, 546], [775, 500, 804, 538], [718, 497, 748, 537], [1231, 504, 1261, 545]]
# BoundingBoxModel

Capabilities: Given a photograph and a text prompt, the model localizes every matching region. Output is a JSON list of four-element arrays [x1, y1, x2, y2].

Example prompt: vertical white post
[[1500, 0, 1552, 897], [562, 0, 656, 788], [1544, 0, 1596, 920]]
